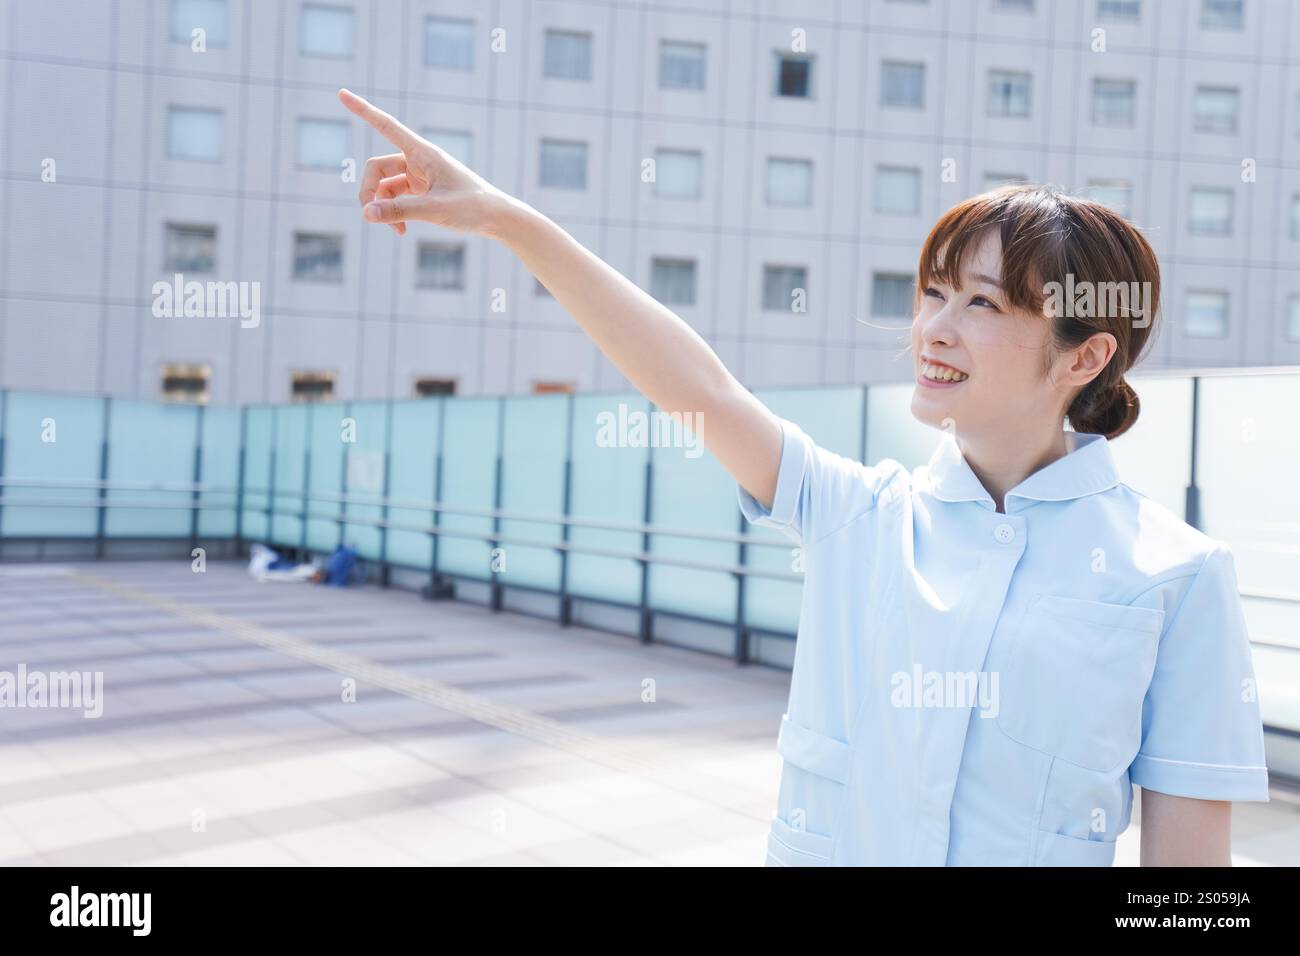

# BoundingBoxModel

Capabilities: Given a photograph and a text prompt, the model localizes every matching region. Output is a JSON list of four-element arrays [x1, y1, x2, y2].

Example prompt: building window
[[774, 53, 813, 98], [1185, 291, 1228, 338], [161, 362, 211, 404], [293, 232, 343, 283], [296, 117, 349, 169], [988, 70, 1031, 117], [423, 128, 473, 166], [650, 258, 697, 306], [167, 106, 223, 161], [1193, 85, 1239, 134], [292, 371, 336, 402], [659, 40, 706, 90], [543, 30, 592, 80], [170, 0, 226, 46], [762, 265, 807, 312], [872, 273, 915, 318], [880, 61, 925, 109], [1291, 195, 1300, 240], [1084, 179, 1133, 218], [425, 16, 474, 70], [983, 172, 1027, 191], [1200, 0, 1243, 29], [415, 377, 456, 397], [300, 4, 354, 59], [1188, 187, 1233, 235], [654, 149, 703, 199], [1098, 0, 1140, 20], [1092, 78, 1136, 126], [765, 158, 813, 207], [164, 223, 217, 274], [539, 139, 588, 189], [875, 166, 921, 214], [533, 381, 576, 394], [1289, 298, 1300, 343], [417, 242, 465, 290], [994, 0, 1035, 11]]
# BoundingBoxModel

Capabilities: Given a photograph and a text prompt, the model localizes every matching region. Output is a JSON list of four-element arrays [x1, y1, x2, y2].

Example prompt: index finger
[[338, 88, 420, 152]]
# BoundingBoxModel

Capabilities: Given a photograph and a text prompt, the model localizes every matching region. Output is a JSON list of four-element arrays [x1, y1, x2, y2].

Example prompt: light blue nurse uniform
[[739, 417, 1270, 866]]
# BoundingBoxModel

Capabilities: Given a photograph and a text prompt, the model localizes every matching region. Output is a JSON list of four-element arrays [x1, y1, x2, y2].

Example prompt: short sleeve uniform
[[740, 417, 1269, 866]]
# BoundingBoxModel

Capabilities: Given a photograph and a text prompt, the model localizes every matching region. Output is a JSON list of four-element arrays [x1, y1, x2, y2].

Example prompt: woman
[[337, 90, 1269, 867]]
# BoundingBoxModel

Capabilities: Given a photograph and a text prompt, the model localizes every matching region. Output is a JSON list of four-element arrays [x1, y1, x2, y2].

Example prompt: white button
[[993, 523, 1015, 544]]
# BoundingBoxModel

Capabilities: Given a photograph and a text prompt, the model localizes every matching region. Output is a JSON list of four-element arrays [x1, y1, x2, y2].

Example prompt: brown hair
[[915, 184, 1160, 440]]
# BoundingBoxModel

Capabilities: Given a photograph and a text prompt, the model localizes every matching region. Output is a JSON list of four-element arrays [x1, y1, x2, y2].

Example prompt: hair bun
[[1069, 378, 1139, 440]]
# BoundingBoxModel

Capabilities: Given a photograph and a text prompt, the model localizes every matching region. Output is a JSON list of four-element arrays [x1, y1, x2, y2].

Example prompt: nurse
[[338, 90, 1270, 867]]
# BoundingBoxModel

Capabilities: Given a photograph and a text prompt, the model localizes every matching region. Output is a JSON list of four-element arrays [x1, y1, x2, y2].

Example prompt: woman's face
[[909, 232, 1061, 439]]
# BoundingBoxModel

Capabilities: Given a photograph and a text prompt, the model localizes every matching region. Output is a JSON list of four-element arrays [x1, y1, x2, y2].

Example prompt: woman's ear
[[1068, 332, 1118, 389]]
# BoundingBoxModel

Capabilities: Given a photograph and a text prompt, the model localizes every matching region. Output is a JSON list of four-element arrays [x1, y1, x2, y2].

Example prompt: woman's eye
[[970, 295, 1000, 310], [923, 287, 945, 300]]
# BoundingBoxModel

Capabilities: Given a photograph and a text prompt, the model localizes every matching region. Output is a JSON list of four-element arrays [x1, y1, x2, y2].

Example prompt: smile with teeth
[[920, 361, 969, 383]]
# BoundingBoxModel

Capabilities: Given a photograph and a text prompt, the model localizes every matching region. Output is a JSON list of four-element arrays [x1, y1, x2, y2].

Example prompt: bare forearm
[[1139, 789, 1232, 866], [489, 201, 781, 504], [492, 202, 731, 416], [339, 88, 782, 507]]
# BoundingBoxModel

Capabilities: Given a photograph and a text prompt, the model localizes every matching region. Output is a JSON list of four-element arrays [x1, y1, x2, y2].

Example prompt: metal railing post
[[490, 397, 505, 612], [234, 406, 247, 553], [558, 393, 575, 626], [95, 397, 111, 559], [1185, 376, 1201, 530], [734, 508, 749, 664], [430, 398, 446, 597], [266, 409, 277, 549], [337, 402, 349, 549], [190, 403, 204, 553], [0, 389, 7, 548], [301, 405, 312, 557], [379, 399, 393, 588], [860, 384, 870, 463], [638, 437, 654, 645]]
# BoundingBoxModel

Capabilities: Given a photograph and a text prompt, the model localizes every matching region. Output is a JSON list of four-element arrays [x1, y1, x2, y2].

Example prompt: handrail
[[0, 479, 792, 549], [3, 484, 1299, 597], [256, 486, 780, 547], [0, 496, 235, 511], [0, 493, 803, 583], [0, 477, 238, 494], [1239, 586, 1300, 604], [1127, 364, 1300, 380], [4, 363, 1297, 410]]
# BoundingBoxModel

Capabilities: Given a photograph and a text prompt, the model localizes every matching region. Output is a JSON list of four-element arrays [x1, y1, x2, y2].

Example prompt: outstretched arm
[[338, 89, 782, 508]]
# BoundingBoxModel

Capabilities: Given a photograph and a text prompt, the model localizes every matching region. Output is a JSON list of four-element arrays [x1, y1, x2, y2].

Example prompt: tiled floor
[[0, 560, 1296, 866]]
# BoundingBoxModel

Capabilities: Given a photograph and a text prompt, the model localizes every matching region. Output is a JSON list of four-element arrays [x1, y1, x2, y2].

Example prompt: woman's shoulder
[[1112, 480, 1231, 586]]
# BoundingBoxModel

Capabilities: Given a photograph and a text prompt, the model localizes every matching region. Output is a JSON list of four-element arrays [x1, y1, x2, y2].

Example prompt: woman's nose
[[919, 303, 958, 345]]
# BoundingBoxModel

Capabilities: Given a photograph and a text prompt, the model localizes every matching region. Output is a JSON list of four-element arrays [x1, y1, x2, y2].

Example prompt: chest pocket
[[996, 593, 1164, 773]]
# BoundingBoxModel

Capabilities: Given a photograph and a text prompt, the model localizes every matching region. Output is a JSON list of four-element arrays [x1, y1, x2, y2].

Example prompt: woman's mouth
[[917, 360, 969, 388]]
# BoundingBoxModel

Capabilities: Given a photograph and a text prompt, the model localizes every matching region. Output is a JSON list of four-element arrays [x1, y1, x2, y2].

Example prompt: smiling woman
[[336, 89, 1269, 867], [912, 187, 1161, 452]]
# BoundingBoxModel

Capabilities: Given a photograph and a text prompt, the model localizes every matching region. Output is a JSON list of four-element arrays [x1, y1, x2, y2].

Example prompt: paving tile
[[0, 558, 1294, 867]]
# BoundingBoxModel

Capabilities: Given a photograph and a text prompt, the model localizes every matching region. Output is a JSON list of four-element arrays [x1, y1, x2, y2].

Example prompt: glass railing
[[0, 369, 1297, 740]]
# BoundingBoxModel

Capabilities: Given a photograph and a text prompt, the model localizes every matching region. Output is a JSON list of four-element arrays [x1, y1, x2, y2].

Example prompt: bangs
[[915, 184, 1071, 317]]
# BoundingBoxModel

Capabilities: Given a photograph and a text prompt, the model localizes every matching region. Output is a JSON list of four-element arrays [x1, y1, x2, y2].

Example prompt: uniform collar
[[925, 430, 1120, 511]]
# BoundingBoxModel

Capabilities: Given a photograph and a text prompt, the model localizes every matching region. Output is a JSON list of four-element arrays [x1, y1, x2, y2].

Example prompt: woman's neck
[[958, 425, 1070, 514]]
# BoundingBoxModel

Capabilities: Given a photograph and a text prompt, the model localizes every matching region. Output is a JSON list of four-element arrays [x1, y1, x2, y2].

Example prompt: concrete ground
[[0, 560, 1296, 866]]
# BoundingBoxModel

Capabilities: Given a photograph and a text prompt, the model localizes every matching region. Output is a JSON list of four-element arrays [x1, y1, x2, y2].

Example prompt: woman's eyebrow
[[970, 272, 1004, 288]]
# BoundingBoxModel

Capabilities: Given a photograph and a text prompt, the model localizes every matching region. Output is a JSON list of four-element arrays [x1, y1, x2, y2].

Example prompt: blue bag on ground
[[322, 545, 359, 586]]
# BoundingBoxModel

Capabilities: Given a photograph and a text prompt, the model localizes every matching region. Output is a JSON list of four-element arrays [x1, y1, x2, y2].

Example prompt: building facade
[[3, 0, 1300, 404]]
